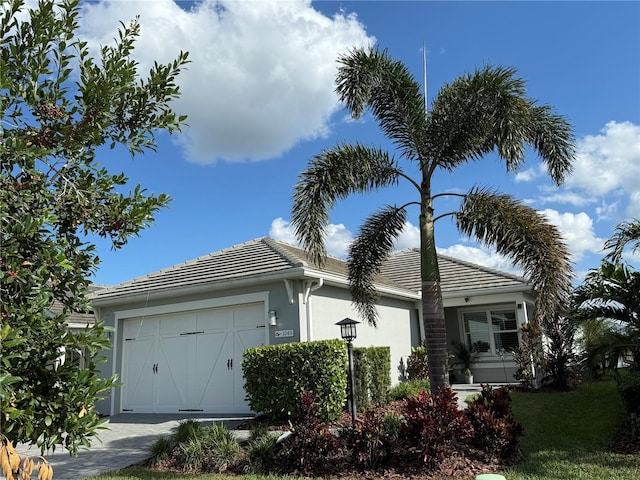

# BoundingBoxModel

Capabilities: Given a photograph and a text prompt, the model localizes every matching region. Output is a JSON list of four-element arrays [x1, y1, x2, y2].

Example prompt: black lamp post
[[336, 317, 359, 423]]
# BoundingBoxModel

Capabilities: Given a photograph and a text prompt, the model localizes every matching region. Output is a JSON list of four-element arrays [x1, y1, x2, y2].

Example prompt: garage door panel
[[122, 337, 155, 412], [233, 304, 264, 328], [124, 317, 158, 339], [193, 331, 232, 410], [160, 313, 196, 335], [197, 309, 233, 332], [157, 335, 190, 411]]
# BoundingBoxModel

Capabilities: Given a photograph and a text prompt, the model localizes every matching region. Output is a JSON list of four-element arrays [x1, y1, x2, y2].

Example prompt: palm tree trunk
[[420, 195, 450, 392]]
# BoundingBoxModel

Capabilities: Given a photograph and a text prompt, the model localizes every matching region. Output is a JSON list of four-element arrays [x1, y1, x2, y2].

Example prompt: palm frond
[[427, 66, 575, 182], [604, 218, 640, 263], [348, 206, 407, 326], [291, 143, 401, 265], [525, 105, 575, 185], [336, 47, 428, 164], [456, 187, 573, 324]]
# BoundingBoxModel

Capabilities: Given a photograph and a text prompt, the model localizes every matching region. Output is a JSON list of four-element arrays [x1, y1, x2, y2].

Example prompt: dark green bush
[[353, 346, 391, 409], [387, 379, 430, 401], [617, 370, 640, 415], [243, 339, 347, 421]]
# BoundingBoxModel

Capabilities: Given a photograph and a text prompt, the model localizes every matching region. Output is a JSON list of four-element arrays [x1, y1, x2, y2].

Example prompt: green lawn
[[507, 379, 639, 480], [86, 380, 639, 480]]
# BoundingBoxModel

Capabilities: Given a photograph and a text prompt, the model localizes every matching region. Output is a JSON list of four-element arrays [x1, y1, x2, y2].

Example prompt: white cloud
[[79, 0, 374, 164], [540, 209, 606, 261], [595, 200, 620, 221], [268, 217, 299, 246], [393, 222, 420, 251], [515, 165, 544, 183], [270, 218, 424, 258], [269, 217, 352, 258], [567, 121, 640, 216], [537, 189, 595, 207], [437, 245, 523, 275]]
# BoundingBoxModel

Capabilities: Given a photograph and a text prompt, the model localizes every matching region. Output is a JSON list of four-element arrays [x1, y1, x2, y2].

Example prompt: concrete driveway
[[16, 414, 251, 480]]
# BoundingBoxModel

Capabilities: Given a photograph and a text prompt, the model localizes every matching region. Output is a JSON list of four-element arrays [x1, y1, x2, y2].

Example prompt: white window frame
[[458, 304, 520, 357]]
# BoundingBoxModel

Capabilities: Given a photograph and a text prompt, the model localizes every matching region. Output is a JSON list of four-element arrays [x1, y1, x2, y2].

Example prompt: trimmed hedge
[[353, 346, 391, 409], [242, 339, 347, 421]]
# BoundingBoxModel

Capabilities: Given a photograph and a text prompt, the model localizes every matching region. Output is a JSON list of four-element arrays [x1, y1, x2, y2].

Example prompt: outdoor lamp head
[[336, 317, 359, 342]]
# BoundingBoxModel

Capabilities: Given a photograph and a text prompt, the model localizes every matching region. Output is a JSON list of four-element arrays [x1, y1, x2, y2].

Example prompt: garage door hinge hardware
[[153, 363, 158, 374], [227, 358, 233, 370], [179, 331, 204, 336], [256, 325, 265, 328], [125, 338, 135, 341]]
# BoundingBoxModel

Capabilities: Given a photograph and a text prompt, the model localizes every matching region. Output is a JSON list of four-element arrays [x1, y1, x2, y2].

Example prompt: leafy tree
[[574, 260, 640, 372], [291, 47, 575, 391], [1, 0, 188, 454]]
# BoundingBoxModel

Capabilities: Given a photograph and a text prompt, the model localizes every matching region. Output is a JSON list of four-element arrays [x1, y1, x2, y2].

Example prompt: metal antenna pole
[[423, 41, 428, 114]]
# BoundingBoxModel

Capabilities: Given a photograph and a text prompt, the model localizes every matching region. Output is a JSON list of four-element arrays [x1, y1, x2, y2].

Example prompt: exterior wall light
[[268, 310, 278, 326]]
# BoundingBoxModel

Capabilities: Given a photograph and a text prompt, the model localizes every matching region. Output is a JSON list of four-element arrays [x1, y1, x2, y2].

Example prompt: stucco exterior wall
[[308, 285, 417, 386]]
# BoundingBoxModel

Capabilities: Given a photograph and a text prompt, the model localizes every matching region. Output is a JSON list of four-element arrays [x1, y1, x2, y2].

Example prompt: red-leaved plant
[[401, 388, 473, 466]]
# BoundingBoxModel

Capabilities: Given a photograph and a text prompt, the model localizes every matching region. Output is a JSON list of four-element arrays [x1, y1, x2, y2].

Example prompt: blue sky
[[70, 0, 640, 286]]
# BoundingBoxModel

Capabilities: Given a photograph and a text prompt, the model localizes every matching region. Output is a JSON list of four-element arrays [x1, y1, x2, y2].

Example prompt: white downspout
[[303, 278, 324, 341]]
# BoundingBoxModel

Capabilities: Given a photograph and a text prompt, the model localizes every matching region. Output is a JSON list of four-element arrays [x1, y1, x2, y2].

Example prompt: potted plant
[[450, 340, 479, 384]]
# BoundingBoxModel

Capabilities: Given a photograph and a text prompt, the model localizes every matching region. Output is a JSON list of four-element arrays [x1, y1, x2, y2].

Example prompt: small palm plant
[[451, 340, 479, 382]]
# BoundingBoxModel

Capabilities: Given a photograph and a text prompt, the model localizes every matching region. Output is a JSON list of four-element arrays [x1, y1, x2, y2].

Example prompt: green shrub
[[178, 437, 205, 470], [172, 419, 202, 444], [406, 345, 430, 380], [387, 379, 430, 401], [617, 370, 640, 415], [148, 436, 172, 466], [382, 412, 402, 440], [203, 422, 236, 445], [353, 346, 391, 410], [207, 435, 241, 472], [243, 339, 347, 421], [247, 432, 279, 472]]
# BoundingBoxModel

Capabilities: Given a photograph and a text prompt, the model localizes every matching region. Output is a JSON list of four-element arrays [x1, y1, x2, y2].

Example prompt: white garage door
[[121, 303, 265, 413]]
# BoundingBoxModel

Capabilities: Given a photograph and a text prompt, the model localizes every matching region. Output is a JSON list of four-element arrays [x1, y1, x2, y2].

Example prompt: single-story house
[[90, 237, 535, 416]]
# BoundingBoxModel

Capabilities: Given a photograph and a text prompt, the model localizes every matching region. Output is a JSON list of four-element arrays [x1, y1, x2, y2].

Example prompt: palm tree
[[574, 261, 640, 371], [291, 47, 575, 391], [605, 218, 640, 264]]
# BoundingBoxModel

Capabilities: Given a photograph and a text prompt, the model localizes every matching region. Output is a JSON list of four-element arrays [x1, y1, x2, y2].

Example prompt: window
[[462, 307, 519, 356]]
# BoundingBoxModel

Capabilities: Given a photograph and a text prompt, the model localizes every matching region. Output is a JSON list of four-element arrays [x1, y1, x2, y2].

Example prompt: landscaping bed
[[146, 386, 522, 480]]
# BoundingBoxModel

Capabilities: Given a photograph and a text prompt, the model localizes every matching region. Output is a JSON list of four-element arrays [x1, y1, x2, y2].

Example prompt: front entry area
[[120, 303, 265, 414]]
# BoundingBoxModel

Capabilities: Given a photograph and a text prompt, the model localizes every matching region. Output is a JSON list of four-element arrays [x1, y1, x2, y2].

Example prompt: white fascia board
[[442, 284, 532, 299]]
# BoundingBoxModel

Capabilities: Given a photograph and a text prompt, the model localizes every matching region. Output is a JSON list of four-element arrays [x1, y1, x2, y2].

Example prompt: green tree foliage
[[574, 260, 640, 372], [291, 47, 575, 392], [1, 0, 188, 454]]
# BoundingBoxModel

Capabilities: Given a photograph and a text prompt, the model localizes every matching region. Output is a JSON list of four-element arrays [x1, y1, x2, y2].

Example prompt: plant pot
[[465, 374, 474, 384]]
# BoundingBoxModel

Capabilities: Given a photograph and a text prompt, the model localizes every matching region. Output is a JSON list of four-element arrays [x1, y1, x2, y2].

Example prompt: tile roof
[[379, 248, 530, 294], [91, 237, 530, 304]]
